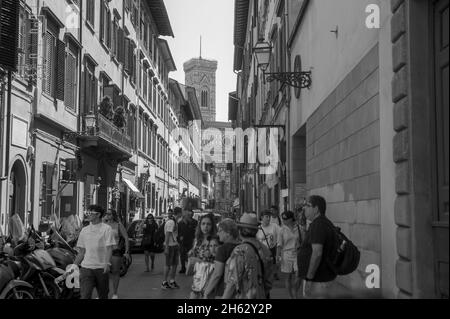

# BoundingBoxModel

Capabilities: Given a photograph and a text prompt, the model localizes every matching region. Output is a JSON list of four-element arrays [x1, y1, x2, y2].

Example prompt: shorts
[[280, 250, 298, 274], [112, 249, 124, 257], [165, 245, 179, 267]]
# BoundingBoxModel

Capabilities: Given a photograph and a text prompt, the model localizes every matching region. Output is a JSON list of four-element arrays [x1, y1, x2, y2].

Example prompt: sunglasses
[[86, 211, 100, 216]]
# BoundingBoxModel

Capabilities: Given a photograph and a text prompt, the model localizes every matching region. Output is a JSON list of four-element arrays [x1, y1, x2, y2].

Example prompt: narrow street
[[118, 253, 289, 299]]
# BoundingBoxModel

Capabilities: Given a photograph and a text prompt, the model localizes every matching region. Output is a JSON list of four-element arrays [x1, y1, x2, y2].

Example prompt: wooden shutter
[[80, 69, 86, 114], [65, 50, 76, 110], [118, 28, 125, 64], [93, 77, 98, 112], [55, 40, 65, 101], [100, 1, 104, 42], [27, 16, 39, 85], [0, 0, 20, 71], [124, 38, 130, 72]]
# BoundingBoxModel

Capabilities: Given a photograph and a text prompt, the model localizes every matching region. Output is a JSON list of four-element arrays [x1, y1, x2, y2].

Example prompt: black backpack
[[324, 219, 360, 276], [153, 222, 166, 254]]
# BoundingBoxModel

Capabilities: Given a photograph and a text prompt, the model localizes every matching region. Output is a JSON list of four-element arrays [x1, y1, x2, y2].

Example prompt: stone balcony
[[80, 113, 133, 161]]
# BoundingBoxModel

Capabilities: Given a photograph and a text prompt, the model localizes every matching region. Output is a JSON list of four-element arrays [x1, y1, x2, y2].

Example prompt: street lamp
[[253, 40, 312, 90]]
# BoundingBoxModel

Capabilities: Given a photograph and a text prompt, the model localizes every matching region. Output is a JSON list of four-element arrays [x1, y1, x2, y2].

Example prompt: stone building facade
[[232, 0, 448, 298]]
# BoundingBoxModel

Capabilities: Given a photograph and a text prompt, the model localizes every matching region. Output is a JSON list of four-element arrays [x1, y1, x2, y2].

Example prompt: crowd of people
[[1, 195, 343, 299]]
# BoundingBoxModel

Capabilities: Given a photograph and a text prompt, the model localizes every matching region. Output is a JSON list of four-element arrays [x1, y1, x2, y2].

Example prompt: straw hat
[[236, 213, 259, 229]]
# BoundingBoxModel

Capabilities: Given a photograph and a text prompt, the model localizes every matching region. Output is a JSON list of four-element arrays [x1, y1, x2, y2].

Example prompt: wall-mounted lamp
[[253, 40, 312, 90]]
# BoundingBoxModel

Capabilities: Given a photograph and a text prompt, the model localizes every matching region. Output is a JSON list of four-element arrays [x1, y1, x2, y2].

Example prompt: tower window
[[201, 90, 208, 108]]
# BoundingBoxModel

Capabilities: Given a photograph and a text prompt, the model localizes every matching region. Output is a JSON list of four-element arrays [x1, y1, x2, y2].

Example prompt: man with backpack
[[161, 209, 180, 290], [222, 213, 273, 299], [298, 196, 338, 298]]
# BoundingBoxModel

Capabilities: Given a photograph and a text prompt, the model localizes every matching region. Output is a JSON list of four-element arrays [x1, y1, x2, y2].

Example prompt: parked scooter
[[0, 253, 35, 299], [9, 228, 61, 299]]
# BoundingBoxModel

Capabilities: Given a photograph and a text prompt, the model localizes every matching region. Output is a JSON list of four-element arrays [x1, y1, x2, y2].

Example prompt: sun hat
[[237, 213, 259, 229]]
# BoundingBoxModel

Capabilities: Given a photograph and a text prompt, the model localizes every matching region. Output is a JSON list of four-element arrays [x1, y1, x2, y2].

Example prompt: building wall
[[306, 45, 381, 291]]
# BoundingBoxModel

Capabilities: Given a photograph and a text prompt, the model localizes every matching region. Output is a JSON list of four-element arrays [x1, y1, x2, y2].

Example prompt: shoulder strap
[[244, 241, 265, 281], [259, 226, 272, 250], [296, 223, 303, 246]]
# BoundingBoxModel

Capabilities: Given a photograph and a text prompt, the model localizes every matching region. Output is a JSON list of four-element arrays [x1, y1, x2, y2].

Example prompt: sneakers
[[169, 281, 180, 289], [161, 281, 171, 290], [112, 295, 119, 299]]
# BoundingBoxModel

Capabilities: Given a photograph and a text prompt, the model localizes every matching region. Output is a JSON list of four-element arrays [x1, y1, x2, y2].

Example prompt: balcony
[[80, 113, 133, 160]]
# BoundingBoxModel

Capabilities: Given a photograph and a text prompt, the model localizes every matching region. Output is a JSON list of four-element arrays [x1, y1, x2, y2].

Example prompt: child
[[190, 236, 219, 299]]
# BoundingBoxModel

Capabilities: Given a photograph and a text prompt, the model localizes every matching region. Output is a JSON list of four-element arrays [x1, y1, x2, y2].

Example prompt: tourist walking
[[142, 214, 158, 272], [203, 219, 240, 299], [103, 209, 129, 299], [74, 205, 116, 299], [162, 209, 180, 290], [277, 211, 302, 299], [222, 213, 273, 299], [298, 196, 338, 299], [187, 213, 217, 299], [178, 208, 198, 274]]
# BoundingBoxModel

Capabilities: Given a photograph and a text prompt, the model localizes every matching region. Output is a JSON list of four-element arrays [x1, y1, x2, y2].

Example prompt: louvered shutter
[[80, 69, 86, 114], [118, 28, 125, 64], [0, 0, 20, 71], [93, 77, 98, 113], [64, 50, 76, 110], [43, 32, 55, 96], [55, 40, 65, 101], [27, 16, 39, 85], [100, 2, 104, 43], [124, 38, 130, 72]]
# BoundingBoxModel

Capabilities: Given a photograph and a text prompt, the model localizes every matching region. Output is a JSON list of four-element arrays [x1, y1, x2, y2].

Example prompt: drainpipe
[[285, 2, 292, 211]]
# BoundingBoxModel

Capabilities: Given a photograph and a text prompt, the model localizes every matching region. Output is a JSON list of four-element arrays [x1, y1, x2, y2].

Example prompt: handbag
[[191, 262, 215, 293]]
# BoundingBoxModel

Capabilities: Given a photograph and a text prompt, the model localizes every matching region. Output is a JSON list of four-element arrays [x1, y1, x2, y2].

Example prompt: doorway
[[9, 160, 27, 225]]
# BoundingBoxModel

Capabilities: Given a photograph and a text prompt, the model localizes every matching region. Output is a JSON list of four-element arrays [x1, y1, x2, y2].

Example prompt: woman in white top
[[103, 210, 129, 299], [277, 211, 302, 299]]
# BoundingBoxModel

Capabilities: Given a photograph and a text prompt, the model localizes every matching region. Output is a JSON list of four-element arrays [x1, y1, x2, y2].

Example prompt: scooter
[[10, 228, 62, 299], [0, 253, 35, 299]]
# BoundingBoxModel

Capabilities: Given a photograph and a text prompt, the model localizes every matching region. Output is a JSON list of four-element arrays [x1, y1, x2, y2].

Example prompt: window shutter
[[0, 0, 20, 71], [118, 28, 125, 64], [100, 2, 104, 42], [27, 16, 39, 85], [65, 51, 76, 110], [80, 69, 86, 114], [93, 77, 98, 112], [55, 40, 66, 101], [124, 38, 130, 72]]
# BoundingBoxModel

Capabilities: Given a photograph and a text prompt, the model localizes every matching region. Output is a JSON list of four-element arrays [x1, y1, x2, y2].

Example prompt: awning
[[122, 178, 144, 199]]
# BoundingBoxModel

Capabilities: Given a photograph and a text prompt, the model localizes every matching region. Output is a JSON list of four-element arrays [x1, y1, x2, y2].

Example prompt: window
[[40, 163, 56, 219], [201, 90, 208, 108], [84, 59, 97, 114], [100, 1, 111, 49], [128, 106, 136, 149], [143, 118, 148, 154], [86, 0, 95, 27], [65, 41, 79, 111]]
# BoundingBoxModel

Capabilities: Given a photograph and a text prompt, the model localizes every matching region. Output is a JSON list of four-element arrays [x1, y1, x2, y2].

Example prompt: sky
[[163, 0, 236, 122]]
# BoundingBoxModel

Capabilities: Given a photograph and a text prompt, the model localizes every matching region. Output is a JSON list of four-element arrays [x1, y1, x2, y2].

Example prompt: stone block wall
[[306, 44, 381, 291]]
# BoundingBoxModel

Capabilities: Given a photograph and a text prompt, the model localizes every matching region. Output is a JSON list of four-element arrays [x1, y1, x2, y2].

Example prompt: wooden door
[[432, 0, 449, 299]]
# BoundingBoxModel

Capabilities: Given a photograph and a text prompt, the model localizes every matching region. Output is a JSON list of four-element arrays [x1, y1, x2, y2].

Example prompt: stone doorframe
[[391, 0, 439, 298]]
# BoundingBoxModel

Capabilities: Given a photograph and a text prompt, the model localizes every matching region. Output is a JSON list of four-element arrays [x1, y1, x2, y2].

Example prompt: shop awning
[[122, 178, 145, 199]]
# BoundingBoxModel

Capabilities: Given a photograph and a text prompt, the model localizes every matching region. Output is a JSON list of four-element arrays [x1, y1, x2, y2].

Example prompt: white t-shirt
[[256, 223, 279, 249], [164, 219, 178, 247], [77, 223, 116, 269]]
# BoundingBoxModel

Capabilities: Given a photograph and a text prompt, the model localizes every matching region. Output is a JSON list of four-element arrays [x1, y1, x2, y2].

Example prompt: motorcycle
[[0, 252, 35, 299], [9, 228, 62, 299]]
